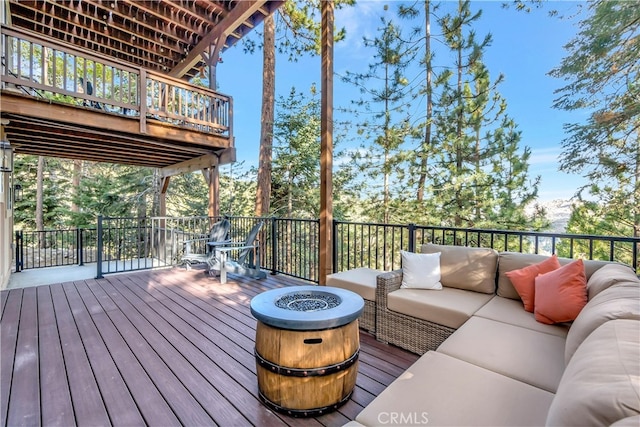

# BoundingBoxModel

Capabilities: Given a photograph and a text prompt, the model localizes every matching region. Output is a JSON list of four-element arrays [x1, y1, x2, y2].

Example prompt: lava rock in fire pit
[[276, 293, 341, 312]]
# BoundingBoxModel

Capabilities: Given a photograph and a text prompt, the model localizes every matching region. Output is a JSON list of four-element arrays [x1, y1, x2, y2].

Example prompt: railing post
[[14, 230, 23, 272], [408, 223, 416, 253], [77, 227, 84, 266], [139, 69, 147, 134], [332, 220, 338, 273], [96, 216, 103, 279], [270, 216, 277, 276]]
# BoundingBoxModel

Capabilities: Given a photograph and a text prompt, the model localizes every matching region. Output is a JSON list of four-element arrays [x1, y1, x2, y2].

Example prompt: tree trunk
[[71, 160, 81, 213], [454, 0, 464, 227], [634, 130, 640, 238], [36, 156, 45, 248], [255, 14, 276, 217], [417, 0, 432, 202]]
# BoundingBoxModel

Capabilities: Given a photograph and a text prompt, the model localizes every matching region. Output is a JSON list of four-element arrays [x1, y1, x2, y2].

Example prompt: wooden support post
[[208, 157, 220, 219], [159, 176, 170, 217], [319, 0, 334, 285]]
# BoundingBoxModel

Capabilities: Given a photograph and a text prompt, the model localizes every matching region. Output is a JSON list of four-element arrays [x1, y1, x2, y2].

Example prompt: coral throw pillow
[[534, 259, 588, 325], [505, 255, 561, 312]]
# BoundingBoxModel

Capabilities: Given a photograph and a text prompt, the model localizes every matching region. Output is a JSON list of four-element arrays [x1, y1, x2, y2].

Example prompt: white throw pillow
[[400, 250, 443, 290]]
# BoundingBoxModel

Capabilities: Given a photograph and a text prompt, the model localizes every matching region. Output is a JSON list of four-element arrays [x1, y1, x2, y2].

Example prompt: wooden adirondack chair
[[207, 221, 267, 284], [181, 219, 231, 270]]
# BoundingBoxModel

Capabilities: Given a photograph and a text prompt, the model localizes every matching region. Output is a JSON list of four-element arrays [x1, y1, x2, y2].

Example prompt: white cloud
[[335, 1, 393, 54], [527, 146, 562, 165]]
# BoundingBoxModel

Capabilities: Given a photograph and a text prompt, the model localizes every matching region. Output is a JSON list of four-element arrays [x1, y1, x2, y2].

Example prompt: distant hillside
[[526, 199, 575, 233]]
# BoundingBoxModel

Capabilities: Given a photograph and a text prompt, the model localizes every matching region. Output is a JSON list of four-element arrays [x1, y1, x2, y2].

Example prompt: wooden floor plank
[[49, 284, 111, 426], [0, 289, 8, 321], [6, 287, 40, 427], [121, 277, 323, 427], [1, 269, 420, 427], [0, 289, 22, 427], [86, 279, 218, 426], [99, 276, 285, 427], [61, 282, 146, 426], [74, 280, 182, 427], [36, 286, 75, 427], [106, 274, 295, 427]]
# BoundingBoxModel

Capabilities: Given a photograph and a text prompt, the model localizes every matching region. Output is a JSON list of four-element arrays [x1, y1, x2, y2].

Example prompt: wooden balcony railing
[[1, 25, 232, 139]]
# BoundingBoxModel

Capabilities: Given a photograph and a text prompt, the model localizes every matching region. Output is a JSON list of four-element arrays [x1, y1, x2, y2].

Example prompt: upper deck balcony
[[1, 24, 236, 168]]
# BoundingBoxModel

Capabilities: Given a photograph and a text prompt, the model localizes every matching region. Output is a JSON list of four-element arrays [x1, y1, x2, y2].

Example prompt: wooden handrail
[[1, 24, 232, 138]]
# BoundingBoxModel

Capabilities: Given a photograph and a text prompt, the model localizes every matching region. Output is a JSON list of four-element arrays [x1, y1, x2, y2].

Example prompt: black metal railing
[[334, 221, 640, 273], [14, 228, 97, 271], [15, 217, 640, 281]]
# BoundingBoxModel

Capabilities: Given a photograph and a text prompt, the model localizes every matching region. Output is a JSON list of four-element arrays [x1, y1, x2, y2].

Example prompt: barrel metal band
[[254, 348, 359, 377], [258, 389, 353, 417]]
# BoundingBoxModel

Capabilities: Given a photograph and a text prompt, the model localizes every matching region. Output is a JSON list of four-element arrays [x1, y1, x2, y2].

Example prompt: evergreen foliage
[[341, 13, 419, 224], [550, 0, 640, 238]]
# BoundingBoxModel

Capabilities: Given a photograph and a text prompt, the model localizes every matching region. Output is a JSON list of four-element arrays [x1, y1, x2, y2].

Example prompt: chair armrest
[[214, 245, 256, 253], [376, 269, 403, 307], [183, 236, 211, 247], [206, 239, 232, 247]]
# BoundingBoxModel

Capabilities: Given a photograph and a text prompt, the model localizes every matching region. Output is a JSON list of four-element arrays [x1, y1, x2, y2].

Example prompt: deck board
[[62, 282, 146, 426], [0, 289, 22, 425], [36, 286, 75, 427], [1, 267, 419, 427], [7, 287, 40, 427], [49, 284, 111, 426]]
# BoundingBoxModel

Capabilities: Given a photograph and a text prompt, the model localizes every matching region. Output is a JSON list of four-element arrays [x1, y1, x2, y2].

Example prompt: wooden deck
[[0, 268, 418, 426]]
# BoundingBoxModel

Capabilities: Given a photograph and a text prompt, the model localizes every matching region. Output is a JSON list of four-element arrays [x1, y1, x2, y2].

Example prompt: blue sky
[[217, 1, 588, 202]]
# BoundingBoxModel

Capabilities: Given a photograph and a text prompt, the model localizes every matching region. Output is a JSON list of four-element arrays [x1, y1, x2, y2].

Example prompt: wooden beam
[[0, 93, 231, 149], [159, 176, 170, 217], [160, 148, 235, 178], [168, 1, 264, 78], [208, 157, 220, 219], [319, 0, 334, 285]]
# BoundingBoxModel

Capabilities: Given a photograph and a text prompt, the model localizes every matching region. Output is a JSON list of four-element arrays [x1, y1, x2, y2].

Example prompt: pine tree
[[549, 0, 640, 238], [271, 87, 321, 218], [341, 13, 418, 224], [250, 0, 355, 217], [428, 0, 542, 230]]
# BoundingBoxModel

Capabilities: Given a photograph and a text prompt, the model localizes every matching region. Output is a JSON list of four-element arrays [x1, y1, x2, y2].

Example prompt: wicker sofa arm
[[376, 269, 403, 306]]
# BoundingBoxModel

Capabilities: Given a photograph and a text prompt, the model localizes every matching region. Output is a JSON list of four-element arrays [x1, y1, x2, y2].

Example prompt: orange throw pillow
[[505, 255, 561, 312], [534, 259, 588, 325]]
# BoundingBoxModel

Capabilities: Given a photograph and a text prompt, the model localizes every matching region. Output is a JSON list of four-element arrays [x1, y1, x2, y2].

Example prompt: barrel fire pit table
[[250, 285, 364, 417]]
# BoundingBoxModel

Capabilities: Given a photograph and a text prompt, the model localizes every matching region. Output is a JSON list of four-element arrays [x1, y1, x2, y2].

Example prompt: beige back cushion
[[586, 263, 639, 299], [564, 282, 640, 364], [546, 319, 640, 426], [420, 244, 498, 294], [497, 252, 611, 300]]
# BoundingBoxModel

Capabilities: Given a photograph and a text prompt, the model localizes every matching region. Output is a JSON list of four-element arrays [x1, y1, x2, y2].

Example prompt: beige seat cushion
[[388, 287, 493, 329], [497, 252, 612, 300], [611, 415, 640, 426], [420, 243, 498, 294], [355, 351, 554, 427], [326, 268, 382, 301], [474, 296, 569, 338], [546, 319, 640, 426], [564, 282, 640, 364], [586, 263, 640, 299], [437, 316, 566, 393]]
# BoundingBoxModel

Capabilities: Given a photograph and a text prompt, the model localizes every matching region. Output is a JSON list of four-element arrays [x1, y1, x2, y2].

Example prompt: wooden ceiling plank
[[3, 113, 219, 155], [5, 126, 192, 161]]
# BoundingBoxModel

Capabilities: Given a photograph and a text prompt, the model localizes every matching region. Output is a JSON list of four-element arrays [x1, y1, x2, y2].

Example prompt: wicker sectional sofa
[[346, 244, 640, 426]]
